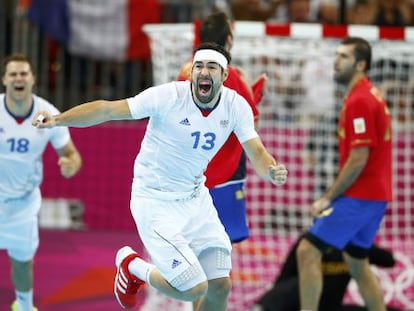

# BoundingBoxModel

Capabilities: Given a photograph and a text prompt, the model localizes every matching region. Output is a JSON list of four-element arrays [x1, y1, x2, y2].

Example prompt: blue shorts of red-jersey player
[[210, 181, 249, 244], [305, 196, 388, 258]]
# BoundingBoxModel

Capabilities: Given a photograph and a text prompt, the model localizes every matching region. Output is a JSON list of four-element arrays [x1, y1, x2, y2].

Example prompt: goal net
[[144, 22, 414, 310]]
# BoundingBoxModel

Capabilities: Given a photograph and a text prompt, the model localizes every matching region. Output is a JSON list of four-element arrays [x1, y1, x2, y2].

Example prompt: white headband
[[192, 49, 228, 69]]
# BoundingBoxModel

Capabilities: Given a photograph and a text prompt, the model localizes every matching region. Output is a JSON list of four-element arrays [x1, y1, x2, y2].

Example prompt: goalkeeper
[[251, 233, 401, 311]]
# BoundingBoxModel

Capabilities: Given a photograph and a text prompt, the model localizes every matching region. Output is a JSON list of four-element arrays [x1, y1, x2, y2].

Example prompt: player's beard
[[195, 79, 218, 105], [334, 63, 356, 85]]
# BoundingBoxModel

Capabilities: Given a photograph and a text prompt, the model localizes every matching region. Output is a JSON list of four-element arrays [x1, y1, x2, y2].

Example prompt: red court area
[[0, 229, 145, 311], [1, 230, 412, 310]]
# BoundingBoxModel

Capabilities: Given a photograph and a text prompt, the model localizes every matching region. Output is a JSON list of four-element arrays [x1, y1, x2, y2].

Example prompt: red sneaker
[[114, 246, 145, 309]]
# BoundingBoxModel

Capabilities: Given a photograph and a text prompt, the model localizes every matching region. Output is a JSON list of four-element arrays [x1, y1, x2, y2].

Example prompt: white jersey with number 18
[[0, 94, 70, 203]]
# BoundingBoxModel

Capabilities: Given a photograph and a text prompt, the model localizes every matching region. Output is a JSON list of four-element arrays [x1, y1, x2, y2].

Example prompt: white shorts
[[0, 188, 41, 261], [130, 187, 232, 286]]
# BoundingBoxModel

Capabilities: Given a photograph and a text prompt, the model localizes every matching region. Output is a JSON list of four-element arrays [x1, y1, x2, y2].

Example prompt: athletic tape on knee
[[216, 247, 231, 269], [169, 263, 203, 289]]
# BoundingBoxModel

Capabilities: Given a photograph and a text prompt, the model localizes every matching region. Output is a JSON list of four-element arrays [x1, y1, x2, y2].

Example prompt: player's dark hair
[[194, 42, 232, 66], [199, 11, 232, 47], [2, 54, 35, 76], [341, 37, 372, 72]]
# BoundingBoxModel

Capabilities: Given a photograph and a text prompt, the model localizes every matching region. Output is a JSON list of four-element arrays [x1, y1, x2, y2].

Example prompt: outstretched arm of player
[[32, 99, 132, 128], [242, 137, 287, 186]]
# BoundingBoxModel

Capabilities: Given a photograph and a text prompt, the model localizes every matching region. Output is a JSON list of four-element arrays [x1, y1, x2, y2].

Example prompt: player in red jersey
[[178, 11, 266, 244], [296, 37, 392, 311]]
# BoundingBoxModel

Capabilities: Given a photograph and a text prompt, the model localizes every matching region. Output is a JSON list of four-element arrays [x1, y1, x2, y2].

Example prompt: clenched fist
[[268, 164, 288, 186]]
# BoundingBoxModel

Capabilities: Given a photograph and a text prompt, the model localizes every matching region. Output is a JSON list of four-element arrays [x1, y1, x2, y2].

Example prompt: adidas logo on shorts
[[171, 259, 182, 269]]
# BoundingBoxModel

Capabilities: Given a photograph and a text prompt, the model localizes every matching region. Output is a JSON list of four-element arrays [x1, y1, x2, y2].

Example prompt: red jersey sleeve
[[225, 66, 259, 117]]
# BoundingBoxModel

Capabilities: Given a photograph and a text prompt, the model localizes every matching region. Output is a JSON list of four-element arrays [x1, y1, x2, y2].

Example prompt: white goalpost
[[143, 22, 414, 310]]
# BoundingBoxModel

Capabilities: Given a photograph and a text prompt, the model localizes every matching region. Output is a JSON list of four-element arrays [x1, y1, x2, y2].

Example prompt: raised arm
[[242, 137, 287, 186], [32, 99, 132, 128]]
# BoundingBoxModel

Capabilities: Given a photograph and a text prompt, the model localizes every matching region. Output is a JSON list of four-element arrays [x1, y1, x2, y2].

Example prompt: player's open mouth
[[198, 81, 212, 95], [14, 86, 25, 92]]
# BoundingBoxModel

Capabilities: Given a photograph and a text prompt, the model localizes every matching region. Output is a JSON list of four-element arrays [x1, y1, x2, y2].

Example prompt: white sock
[[128, 257, 155, 284], [16, 289, 34, 310]]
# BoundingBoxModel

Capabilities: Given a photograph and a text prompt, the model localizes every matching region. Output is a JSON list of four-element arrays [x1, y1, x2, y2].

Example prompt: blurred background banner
[[27, 0, 160, 61]]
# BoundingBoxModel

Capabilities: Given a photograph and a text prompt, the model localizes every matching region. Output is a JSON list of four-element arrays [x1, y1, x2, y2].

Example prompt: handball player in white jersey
[[1, 54, 82, 311], [33, 42, 288, 311]]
